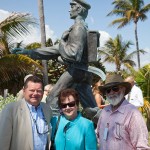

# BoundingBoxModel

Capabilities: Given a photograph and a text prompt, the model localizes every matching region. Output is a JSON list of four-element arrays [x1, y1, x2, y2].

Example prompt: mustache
[[106, 92, 124, 106]]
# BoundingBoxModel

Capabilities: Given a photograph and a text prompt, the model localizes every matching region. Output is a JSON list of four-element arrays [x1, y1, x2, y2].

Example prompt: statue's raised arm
[[11, 44, 60, 60]]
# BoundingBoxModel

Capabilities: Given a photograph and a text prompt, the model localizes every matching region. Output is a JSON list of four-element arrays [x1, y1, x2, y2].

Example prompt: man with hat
[[125, 75, 144, 108], [96, 74, 150, 150], [12, 0, 98, 115]]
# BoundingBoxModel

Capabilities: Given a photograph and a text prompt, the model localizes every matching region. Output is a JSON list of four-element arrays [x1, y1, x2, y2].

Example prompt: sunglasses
[[61, 101, 76, 109], [105, 86, 120, 94]]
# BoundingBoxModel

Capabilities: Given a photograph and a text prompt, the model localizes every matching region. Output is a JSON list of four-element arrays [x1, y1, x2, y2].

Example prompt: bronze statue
[[12, 0, 105, 116]]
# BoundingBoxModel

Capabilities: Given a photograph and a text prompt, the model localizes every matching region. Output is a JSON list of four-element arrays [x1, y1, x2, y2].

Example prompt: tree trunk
[[134, 22, 141, 69], [147, 73, 150, 101], [37, 0, 48, 85]]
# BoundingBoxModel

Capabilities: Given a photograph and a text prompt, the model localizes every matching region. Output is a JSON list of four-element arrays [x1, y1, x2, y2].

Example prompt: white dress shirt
[[125, 85, 144, 107]]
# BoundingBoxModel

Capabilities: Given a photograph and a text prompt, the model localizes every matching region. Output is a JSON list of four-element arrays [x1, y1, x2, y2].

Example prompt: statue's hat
[[70, 0, 91, 10]]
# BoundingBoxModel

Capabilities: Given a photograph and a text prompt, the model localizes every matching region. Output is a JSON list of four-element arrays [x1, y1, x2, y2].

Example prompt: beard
[[106, 89, 125, 106]]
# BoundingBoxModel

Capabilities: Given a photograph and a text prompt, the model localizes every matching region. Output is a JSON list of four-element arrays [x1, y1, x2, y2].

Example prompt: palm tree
[[98, 34, 138, 73], [135, 64, 150, 130], [135, 64, 150, 100], [37, 0, 48, 86], [0, 54, 42, 83], [0, 12, 37, 55], [0, 12, 43, 95], [107, 0, 150, 69]]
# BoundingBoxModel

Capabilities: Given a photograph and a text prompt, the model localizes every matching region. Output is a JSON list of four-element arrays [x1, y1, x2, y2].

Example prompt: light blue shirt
[[27, 102, 48, 150]]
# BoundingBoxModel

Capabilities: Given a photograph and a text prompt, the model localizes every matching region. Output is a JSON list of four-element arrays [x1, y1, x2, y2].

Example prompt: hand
[[11, 48, 28, 55]]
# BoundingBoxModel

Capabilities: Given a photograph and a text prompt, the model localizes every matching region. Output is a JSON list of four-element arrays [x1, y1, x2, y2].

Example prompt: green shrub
[[141, 100, 150, 131], [0, 94, 16, 111]]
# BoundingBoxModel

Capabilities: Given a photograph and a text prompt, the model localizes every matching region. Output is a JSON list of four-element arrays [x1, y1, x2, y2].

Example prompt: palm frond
[[0, 12, 38, 39], [0, 54, 43, 83], [98, 34, 136, 72], [108, 0, 150, 28]]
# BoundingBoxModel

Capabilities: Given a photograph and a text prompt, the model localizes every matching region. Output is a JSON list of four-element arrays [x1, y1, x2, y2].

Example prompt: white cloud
[[0, 9, 10, 21], [45, 25, 57, 42], [0, 9, 57, 45], [97, 30, 115, 71], [98, 30, 111, 47]]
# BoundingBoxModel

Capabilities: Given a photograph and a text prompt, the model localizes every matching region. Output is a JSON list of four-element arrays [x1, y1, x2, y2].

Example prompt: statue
[[12, 0, 105, 116]]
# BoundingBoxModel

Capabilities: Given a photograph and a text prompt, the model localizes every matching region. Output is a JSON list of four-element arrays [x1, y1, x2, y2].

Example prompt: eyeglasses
[[34, 118, 49, 135], [28, 110, 49, 135], [106, 86, 120, 94], [61, 101, 76, 109], [27, 104, 49, 135]]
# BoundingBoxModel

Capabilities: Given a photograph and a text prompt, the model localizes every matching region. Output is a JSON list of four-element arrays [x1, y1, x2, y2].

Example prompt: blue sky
[[0, 0, 150, 71]]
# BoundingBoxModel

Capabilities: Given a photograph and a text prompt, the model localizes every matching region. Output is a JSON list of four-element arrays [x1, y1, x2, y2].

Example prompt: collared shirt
[[27, 102, 48, 150], [125, 85, 144, 107], [97, 100, 150, 150], [51, 112, 97, 150]]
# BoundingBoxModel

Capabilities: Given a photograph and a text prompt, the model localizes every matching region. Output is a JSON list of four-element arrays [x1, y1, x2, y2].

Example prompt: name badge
[[103, 123, 109, 140]]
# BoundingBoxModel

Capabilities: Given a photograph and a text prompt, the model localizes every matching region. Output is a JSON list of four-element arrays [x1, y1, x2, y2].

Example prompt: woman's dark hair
[[58, 88, 80, 108], [24, 76, 44, 90]]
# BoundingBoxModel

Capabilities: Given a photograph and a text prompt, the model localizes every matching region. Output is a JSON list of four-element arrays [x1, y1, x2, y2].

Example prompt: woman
[[92, 80, 107, 109], [51, 88, 97, 150]]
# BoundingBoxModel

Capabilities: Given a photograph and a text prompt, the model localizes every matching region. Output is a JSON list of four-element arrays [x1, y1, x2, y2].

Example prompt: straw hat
[[99, 74, 131, 95]]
